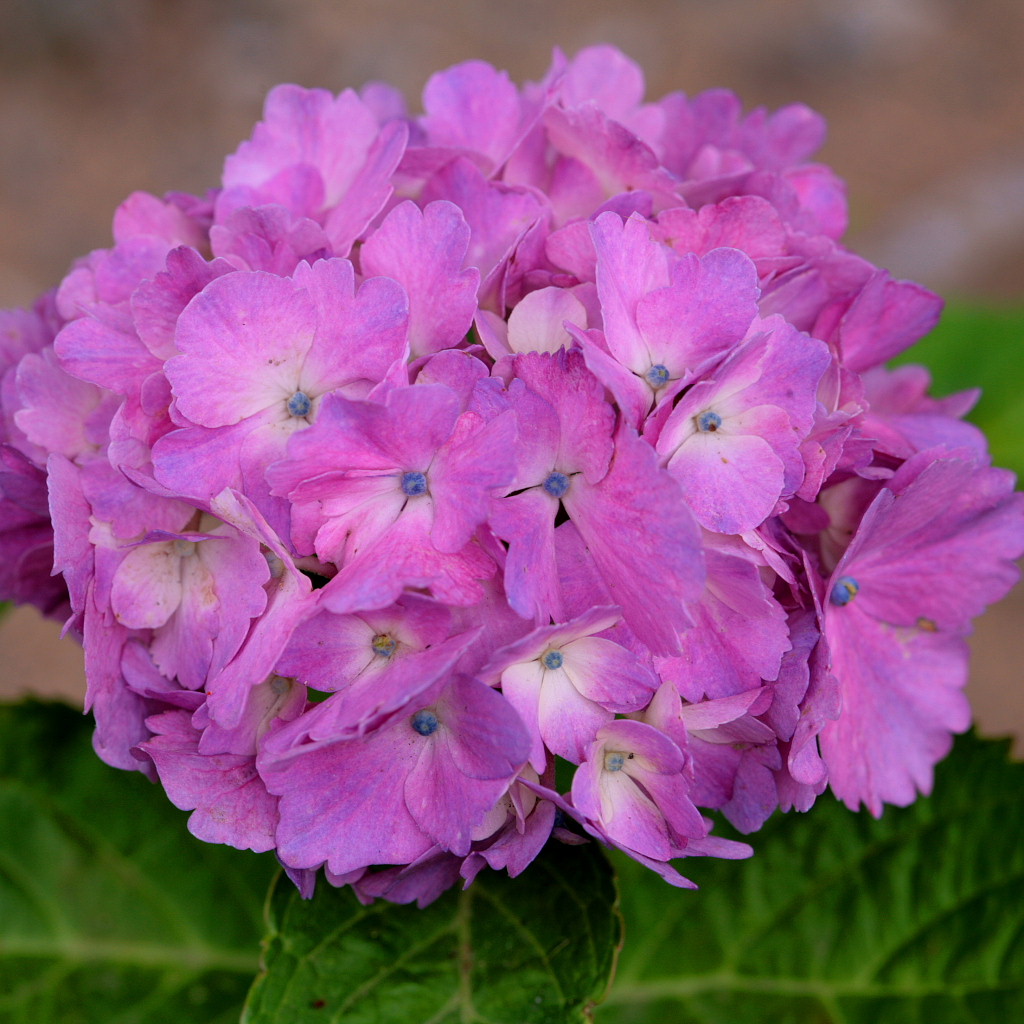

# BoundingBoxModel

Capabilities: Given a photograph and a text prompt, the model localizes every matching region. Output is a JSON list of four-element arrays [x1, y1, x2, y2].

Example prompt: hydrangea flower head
[[1, 45, 1021, 906]]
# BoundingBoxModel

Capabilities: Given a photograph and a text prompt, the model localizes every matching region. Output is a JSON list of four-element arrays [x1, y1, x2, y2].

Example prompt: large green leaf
[[895, 303, 1024, 478], [243, 837, 620, 1024], [0, 700, 276, 1024], [597, 731, 1024, 1023]]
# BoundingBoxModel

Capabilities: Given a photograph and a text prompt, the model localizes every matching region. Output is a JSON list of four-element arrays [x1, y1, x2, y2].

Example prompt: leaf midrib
[[0, 935, 259, 973], [601, 970, 1022, 1006]]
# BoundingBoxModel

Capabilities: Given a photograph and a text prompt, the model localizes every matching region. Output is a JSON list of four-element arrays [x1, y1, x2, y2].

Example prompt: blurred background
[[1, 0, 1022, 749]]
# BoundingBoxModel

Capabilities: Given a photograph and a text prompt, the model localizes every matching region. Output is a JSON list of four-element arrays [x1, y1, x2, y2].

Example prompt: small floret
[[603, 750, 631, 772], [829, 575, 860, 606], [372, 633, 398, 657], [401, 471, 429, 496], [411, 709, 440, 735], [695, 410, 722, 432], [543, 471, 570, 498], [541, 649, 564, 670], [645, 364, 671, 388], [287, 390, 312, 417]]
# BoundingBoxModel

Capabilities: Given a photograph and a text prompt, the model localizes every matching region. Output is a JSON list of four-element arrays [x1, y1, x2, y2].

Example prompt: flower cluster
[[2, 46, 1021, 904]]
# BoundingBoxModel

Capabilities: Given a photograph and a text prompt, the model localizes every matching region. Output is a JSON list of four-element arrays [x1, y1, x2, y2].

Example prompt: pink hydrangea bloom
[[1, 45, 1020, 904]]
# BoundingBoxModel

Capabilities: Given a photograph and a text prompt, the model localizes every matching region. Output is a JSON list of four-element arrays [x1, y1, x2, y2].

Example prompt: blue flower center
[[543, 471, 570, 498], [401, 471, 428, 497], [645, 364, 671, 388], [371, 633, 397, 658], [603, 750, 632, 772], [541, 649, 564, 670], [287, 390, 313, 417], [829, 575, 860, 606], [695, 410, 723, 433], [411, 709, 440, 736]]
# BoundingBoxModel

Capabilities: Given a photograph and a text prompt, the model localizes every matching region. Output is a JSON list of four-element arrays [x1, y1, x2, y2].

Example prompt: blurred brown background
[[1, 0, 1022, 750]]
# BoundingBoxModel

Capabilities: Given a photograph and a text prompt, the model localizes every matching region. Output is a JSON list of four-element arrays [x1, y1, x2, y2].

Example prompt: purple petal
[[832, 449, 1024, 633], [167, 271, 316, 427], [821, 606, 971, 815], [361, 200, 479, 358], [140, 710, 279, 852], [261, 721, 433, 874], [565, 428, 703, 654]]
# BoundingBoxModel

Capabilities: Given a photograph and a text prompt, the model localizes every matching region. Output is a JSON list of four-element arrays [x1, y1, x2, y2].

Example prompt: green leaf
[[0, 700, 277, 1024], [894, 303, 1024, 478], [243, 838, 620, 1024], [597, 731, 1024, 1023]]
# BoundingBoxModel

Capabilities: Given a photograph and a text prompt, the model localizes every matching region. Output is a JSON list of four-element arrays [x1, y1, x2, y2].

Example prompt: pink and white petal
[[152, 414, 272, 507], [833, 271, 942, 373], [402, 681, 527, 855], [132, 247, 236, 361], [558, 45, 646, 119], [506, 286, 588, 355], [223, 85, 393, 215], [148, 555, 221, 690], [504, 379, 562, 489], [636, 768, 707, 842], [46, 453, 95, 618], [464, 797, 556, 880], [197, 672, 306, 758], [82, 591, 147, 771], [480, 605, 620, 682], [560, 636, 657, 710], [678, 689, 765, 732], [14, 348, 114, 460], [667, 429, 785, 534], [277, 609, 377, 690], [662, 546, 790, 700], [498, 660, 547, 773], [195, 530, 271, 671], [573, 327, 653, 431], [110, 542, 183, 630], [721, 756, 780, 834], [581, 765, 674, 862], [308, 478, 408, 567], [537, 666, 613, 764], [420, 157, 547, 288], [353, 850, 460, 909]]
